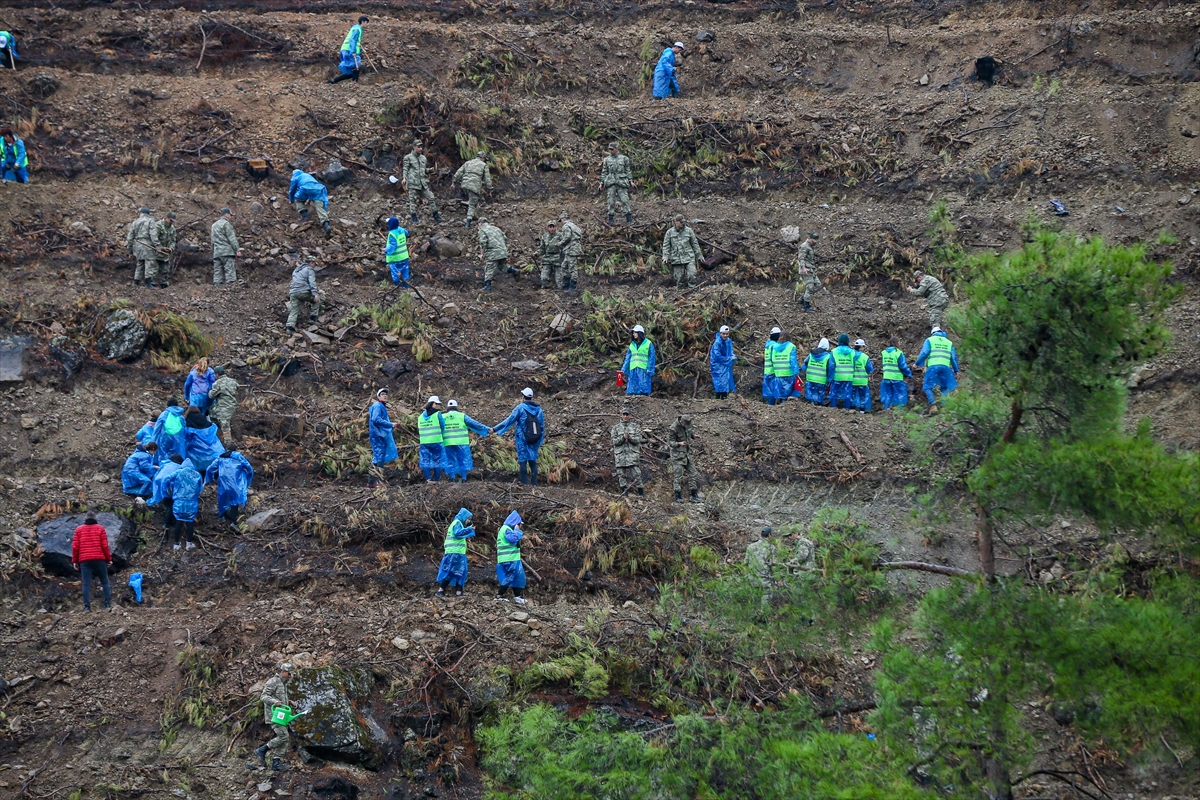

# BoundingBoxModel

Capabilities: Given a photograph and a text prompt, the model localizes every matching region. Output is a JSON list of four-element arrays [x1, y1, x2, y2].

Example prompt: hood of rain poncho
[[503, 510, 522, 528], [454, 508, 473, 523]]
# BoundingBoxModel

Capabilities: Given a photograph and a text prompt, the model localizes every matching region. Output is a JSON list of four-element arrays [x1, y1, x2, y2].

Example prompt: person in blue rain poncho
[[770, 330, 801, 403], [153, 399, 188, 461], [167, 458, 202, 552], [915, 326, 960, 412], [205, 451, 254, 526], [878, 335, 913, 410], [122, 442, 158, 499], [709, 325, 736, 398], [329, 17, 368, 84], [417, 396, 448, 482], [828, 333, 858, 410], [436, 508, 475, 597], [494, 510, 528, 604], [800, 337, 834, 405], [652, 42, 684, 99], [851, 338, 875, 413], [384, 217, 411, 287], [184, 408, 225, 474], [183, 360, 216, 413], [762, 327, 780, 404], [136, 419, 157, 446], [149, 454, 183, 539], [288, 169, 332, 236], [491, 388, 546, 486], [442, 399, 490, 483], [368, 388, 398, 487], [620, 324, 656, 396]]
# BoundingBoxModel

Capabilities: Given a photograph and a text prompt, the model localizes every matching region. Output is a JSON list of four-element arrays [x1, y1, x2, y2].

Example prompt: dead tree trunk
[[976, 501, 996, 579]]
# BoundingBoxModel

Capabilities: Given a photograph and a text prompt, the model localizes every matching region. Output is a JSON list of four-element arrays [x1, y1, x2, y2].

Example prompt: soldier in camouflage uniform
[[210, 208, 241, 286], [909, 269, 950, 328], [796, 233, 821, 312], [661, 214, 704, 289], [600, 141, 633, 225], [126, 207, 162, 287], [208, 366, 239, 441], [536, 220, 564, 290], [557, 211, 583, 292], [477, 217, 513, 291], [253, 663, 292, 772], [744, 526, 780, 604], [452, 151, 492, 228], [609, 407, 644, 496], [154, 212, 177, 289], [668, 414, 700, 503], [402, 140, 442, 224]]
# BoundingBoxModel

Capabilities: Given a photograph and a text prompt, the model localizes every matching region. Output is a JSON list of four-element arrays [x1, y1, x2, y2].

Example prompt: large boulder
[[0, 335, 32, 384], [96, 309, 148, 362], [316, 160, 354, 188], [36, 512, 141, 576], [288, 666, 387, 769]]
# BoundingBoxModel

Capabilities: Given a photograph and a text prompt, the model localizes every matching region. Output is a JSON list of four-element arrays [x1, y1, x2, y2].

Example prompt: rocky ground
[[1, 0, 1198, 798]]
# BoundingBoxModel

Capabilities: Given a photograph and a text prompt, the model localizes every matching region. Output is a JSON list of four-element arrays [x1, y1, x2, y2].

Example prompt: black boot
[[433, 212, 443, 222], [637, 487, 644, 496], [323, 220, 331, 237], [133, 279, 142, 287], [271, 758, 287, 772], [299, 209, 309, 222], [411, 213, 419, 224], [690, 491, 700, 503], [674, 491, 682, 502], [801, 299, 812, 313], [625, 212, 633, 224], [607, 213, 614, 225], [483, 280, 492, 291], [465, 218, 472, 229], [255, 745, 269, 767], [508, 266, 519, 278]]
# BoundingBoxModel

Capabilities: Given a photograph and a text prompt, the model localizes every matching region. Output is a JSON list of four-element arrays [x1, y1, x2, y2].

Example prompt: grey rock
[[427, 237, 463, 259], [695, 30, 716, 42], [96, 309, 149, 362], [37, 512, 140, 576], [244, 508, 283, 531], [0, 335, 32, 384], [178, 239, 200, 253], [27, 73, 60, 100], [288, 666, 384, 768], [49, 335, 87, 376], [317, 160, 354, 188], [511, 359, 543, 371]]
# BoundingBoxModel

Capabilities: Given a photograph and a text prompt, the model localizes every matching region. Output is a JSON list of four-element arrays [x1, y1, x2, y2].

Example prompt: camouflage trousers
[[266, 723, 289, 757], [213, 256, 237, 285], [294, 200, 329, 224], [672, 261, 697, 289], [560, 256, 579, 286], [465, 191, 481, 221], [540, 260, 564, 289], [408, 185, 438, 218], [134, 257, 159, 283], [484, 258, 507, 282], [212, 414, 232, 441], [287, 291, 323, 328], [928, 302, 948, 329], [801, 271, 821, 302], [606, 186, 630, 215], [616, 464, 642, 490], [670, 452, 698, 494]]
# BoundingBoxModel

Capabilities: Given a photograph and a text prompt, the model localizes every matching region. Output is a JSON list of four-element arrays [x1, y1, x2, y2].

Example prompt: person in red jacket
[[72, 511, 113, 612]]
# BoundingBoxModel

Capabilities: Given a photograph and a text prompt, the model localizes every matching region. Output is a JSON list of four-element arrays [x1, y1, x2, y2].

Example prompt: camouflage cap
[[279, 663, 293, 673], [620, 407, 632, 415], [139, 206, 150, 214], [608, 141, 618, 149], [221, 207, 233, 216], [559, 211, 570, 220], [808, 232, 819, 240], [412, 139, 423, 147], [673, 214, 685, 222], [547, 220, 558, 227], [477, 216, 487, 224], [166, 211, 177, 220], [477, 151, 487, 159]]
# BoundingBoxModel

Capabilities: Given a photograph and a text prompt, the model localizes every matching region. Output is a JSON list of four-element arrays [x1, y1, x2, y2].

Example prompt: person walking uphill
[[208, 366, 239, 441], [184, 359, 216, 414], [558, 212, 583, 292], [709, 325, 736, 398], [167, 457, 202, 552], [72, 511, 112, 612], [662, 214, 703, 289], [879, 335, 913, 409], [211, 208, 241, 286], [620, 325, 656, 396], [205, 450, 254, 527], [288, 169, 331, 236], [495, 510, 528, 604], [669, 414, 700, 503], [436, 508, 476, 597], [909, 269, 950, 329], [610, 407, 644, 496], [653, 42, 685, 99], [800, 337, 834, 405], [368, 388, 398, 487], [329, 17, 368, 84], [915, 326, 960, 412], [452, 151, 492, 228], [418, 396, 447, 483], [384, 217, 411, 288], [253, 664, 292, 772], [477, 217, 513, 291], [1, 127, 29, 183], [403, 140, 442, 224], [286, 256, 323, 333], [126, 207, 163, 288], [600, 142, 633, 225], [491, 388, 546, 486], [442, 399, 490, 483]]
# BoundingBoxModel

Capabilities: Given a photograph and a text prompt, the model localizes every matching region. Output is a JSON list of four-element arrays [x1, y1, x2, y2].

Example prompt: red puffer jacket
[[72, 523, 112, 565]]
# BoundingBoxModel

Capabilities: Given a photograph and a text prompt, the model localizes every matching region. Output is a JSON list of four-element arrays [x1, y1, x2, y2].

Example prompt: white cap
[[719, 325, 731, 333], [376, 388, 390, 398], [447, 399, 459, 409], [632, 324, 645, 334], [769, 326, 782, 336], [818, 337, 830, 350], [521, 387, 534, 398], [427, 395, 441, 405], [389, 175, 399, 184], [854, 338, 866, 348], [673, 41, 686, 48], [931, 326, 943, 334]]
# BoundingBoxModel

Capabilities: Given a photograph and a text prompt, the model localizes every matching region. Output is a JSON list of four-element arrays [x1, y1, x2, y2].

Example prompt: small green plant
[[342, 298, 414, 335]]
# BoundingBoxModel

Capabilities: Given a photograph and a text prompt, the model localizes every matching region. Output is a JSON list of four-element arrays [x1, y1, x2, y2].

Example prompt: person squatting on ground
[[620, 324, 656, 396], [205, 450, 254, 528], [452, 151, 492, 227], [184, 358, 216, 413], [669, 414, 701, 503], [418, 396, 447, 482], [536, 220, 564, 290], [150, 453, 184, 538], [122, 441, 158, 501], [491, 388, 545, 486], [477, 217, 514, 291], [72, 511, 112, 612], [600, 141, 634, 224], [909, 269, 950, 329], [851, 338, 875, 413], [828, 333, 858, 410], [443, 399, 490, 483], [329, 17, 368, 84], [126, 207, 164, 287], [796, 233, 821, 312], [1, 126, 29, 183], [800, 337, 834, 405], [168, 457, 202, 551], [915, 326, 959, 411], [403, 140, 442, 224], [495, 510, 528, 604], [610, 407, 644, 496], [557, 211, 583, 292], [254, 664, 292, 771], [184, 405, 224, 474], [384, 216, 411, 287], [286, 256, 323, 332], [653, 41, 684, 99], [0, 31, 19, 71], [879, 335, 913, 410], [211, 208, 242, 285], [436, 508, 475, 597], [208, 366, 239, 440], [288, 169, 332, 236], [662, 214, 703, 289], [709, 325, 737, 399], [368, 388, 398, 487]]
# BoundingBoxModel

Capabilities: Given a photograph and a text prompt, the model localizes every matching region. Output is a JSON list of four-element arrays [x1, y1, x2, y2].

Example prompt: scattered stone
[[20, 415, 40, 430], [391, 636, 410, 651], [426, 237, 464, 258], [244, 508, 284, 531], [37, 512, 139, 575], [1181, 128, 1197, 138], [325, 242, 344, 254], [919, 73, 930, 85], [382, 335, 400, 347], [508, 611, 530, 623], [317, 160, 354, 188], [549, 313, 573, 337], [511, 359, 542, 371], [96, 308, 149, 362], [98, 628, 127, 647], [779, 225, 801, 243], [178, 238, 200, 253], [695, 30, 716, 42], [303, 331, 332, 345], [379, 359, 411, 379], [27, 73, 60, 100], [1179, 196, 1192, 206], [91, 473, 110, 483], [622, 600, 637, 609], [68, 221, 92, 237]]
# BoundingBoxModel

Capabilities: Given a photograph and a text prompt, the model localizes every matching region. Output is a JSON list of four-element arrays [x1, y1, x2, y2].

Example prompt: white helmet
[[769, 326, 782, 336], [931, 326, 943, 334], [854, 338, 866, 348], [719, 325, 731, 334], [521, 387, 534, 398], [447, 399, 459, 409], [427, 395, 441, 405], [632, 324, 646, 334]]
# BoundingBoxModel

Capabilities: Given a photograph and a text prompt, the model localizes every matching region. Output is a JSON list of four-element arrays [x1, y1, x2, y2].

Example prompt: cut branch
[[875, 561, 976, 578], [839, 431, 866, 465]]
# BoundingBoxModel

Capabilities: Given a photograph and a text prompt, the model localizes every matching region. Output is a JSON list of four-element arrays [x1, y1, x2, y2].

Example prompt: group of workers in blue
[[368, 386, 547, 487], [435, 507, 528, 603]]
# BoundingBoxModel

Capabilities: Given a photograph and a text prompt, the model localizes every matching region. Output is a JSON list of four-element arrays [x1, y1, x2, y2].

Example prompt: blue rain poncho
[[121, 445, 157, 497], [800, 349, 834, 405], [652, 47, 680, 99], [149, 460, 182, 507], [436, 508, 475, 587], [204, 452, 254, 517], [620, 338, 656, 396], [168, 459, 202, 523], [185, 422, 225, 474], [492, 401, 546, 464], [495, 510, 527, 590], [828, 345, 857, 409], [709, 334, 736, 393], [153, 406, 188, 460], [444, 413, 491, 479], [878, 348, 913, 409], [418, 411, 447, 473], [851, 352, 875, 412], [915, 332, 960, 405], [771, 343, 801, 402], [338, 24, 362, 74], [369, 400, 398, 465], [288, 170, 329, 208], [136, 422, 156, 445], [184, 368, 216, 412]]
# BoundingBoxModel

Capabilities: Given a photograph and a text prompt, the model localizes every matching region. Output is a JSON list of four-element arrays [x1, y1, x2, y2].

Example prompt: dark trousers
[[222, 505, 243, 524], [173, 520, 195, 545], [331, 69, 359, 83], [80, 560, 111, 610], [518, 460, 538, 486]]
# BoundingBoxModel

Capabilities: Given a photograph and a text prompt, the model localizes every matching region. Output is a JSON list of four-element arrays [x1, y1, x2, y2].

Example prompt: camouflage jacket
[[609, 420, 643, 468], [453, 158, 492, 194], [478, 223, 508, 261], [536, 232, 562, 267], [402, 151, 431, 189], [208, 375, 239, 421], [211, 218, 239, 258], [600, 153, 632, 188], [261, 675, 288, 724], [558, 219, 583, 257], [156, 220, 177, 256], [125, 214, 160, 260], [662, 225, 703, 265], [910, 274, 949, 306]]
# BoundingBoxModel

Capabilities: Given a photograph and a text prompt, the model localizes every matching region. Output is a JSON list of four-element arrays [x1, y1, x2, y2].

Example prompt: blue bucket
[[129, 572, 143, 603]]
